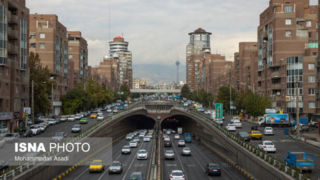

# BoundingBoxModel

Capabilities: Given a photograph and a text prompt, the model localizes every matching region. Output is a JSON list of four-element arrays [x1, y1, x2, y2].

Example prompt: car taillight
[[182, 175, 185, 179], [170, 176, 173, 179]]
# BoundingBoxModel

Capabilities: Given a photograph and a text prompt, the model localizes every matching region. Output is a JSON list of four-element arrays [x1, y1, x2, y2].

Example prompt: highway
[[223, 116, 320, 180], [161, 133, 247, 180], [63, 134, 154, 180]]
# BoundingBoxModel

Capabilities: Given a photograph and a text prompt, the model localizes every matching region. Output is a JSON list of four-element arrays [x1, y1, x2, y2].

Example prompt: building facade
[[133, 78, 148, 89], [68, 31, 88, 84], [29, 14, 69, 115], [257, 0, 318, 116], [186, 28, 212, 91], [93, 57, 118, 90], [0, 0, 29, 133]]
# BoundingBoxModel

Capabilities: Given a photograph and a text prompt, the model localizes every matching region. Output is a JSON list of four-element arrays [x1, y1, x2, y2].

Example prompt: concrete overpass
[[130, 89, 181, 94], [15, 101, 296, 180]]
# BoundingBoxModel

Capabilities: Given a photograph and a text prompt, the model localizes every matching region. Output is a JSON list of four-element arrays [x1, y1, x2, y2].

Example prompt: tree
[[181, 84, 191, 99], [244, 93, 271, 117], [235, 89, 252, 113], [216, 86, 236, 112], [190, 89, 214, 107], [118, 84, 130, 101], [29, 52, 55, 115]]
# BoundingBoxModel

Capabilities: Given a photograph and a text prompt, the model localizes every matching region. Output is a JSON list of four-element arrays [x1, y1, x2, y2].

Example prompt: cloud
[[26, 0, 269, 81]]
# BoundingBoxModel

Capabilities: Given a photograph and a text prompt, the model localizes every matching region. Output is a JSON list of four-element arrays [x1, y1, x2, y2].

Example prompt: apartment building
[[29, 14, 69, 115], [257, 0, 318, 116], [0, 0, 29, 133], [133, 78, 148, 89], [186, 28, 211, 91], [93, 57, 118, 90], [68, 31, 88, 84]]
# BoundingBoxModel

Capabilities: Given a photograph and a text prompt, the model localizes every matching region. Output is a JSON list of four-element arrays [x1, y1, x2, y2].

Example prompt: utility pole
[[31, 80, 34, 124], [296, 75, 300, 137]]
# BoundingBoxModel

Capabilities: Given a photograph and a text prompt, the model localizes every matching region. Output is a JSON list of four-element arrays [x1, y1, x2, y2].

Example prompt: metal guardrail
[[177, 107, 312, 180]]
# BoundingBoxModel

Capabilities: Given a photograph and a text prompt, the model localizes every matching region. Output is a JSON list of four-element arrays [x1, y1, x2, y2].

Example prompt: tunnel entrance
[[161, 115, 196, 132], [122, 115, 155, 130]]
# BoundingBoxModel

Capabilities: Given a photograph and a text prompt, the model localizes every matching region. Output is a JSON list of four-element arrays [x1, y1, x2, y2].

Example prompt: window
[[285, 6, 292, 13], [30, 34, 36, 39], [308, 76, 315, 83], [30, 43, 36, 48], [285, 31, 292, 37], [68, 54, 73, 59], [306, 21, 312, 27], [309, 89, 315, 95], [39, 43, 45, 49], [285, 19, 291, 25], [309, 102, 315, 108], [308, 64, 315, 70], [40, 33, 45, 39]]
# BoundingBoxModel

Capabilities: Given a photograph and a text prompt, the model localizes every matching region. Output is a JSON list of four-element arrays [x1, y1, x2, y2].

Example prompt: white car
[[30, 125, 40, 135], [258, 140, 276, 153], [113, 109, 118, 113], [97, 116, 104, 120], [68, 115, 75, 121], [60, 116, 67, 122], [137, 149, 148, 160], [107, 109, 112, 113], [174, 134, 180, 139], [75, 115, 82, 120], [129, 141, 138, 148], [178, 140, 185, 147], [169, 170, 185, 180], [226, 124, 236, 131], [47, 119, 57, 125], [233, 122, 242, 128], [264, 127, 274, 135], [143, 137, 151, 142]]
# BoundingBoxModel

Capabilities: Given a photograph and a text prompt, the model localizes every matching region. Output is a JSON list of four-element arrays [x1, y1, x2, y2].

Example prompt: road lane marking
[[121, 141, 145, 180]]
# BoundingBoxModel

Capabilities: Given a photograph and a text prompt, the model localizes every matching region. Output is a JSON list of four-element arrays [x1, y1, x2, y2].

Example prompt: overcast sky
[[26, 0, 270, 82]]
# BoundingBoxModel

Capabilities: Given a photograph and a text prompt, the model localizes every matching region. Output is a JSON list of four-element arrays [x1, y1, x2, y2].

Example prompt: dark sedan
[[236, 131, 250, 142], [206, 163, 221, 176]]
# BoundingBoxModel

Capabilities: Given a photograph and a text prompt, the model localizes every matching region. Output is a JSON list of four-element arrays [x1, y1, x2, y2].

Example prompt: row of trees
[[181, 84, 271, 117]]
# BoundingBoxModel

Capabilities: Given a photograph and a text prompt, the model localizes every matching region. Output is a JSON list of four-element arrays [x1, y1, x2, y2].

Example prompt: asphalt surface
[[221, 116, 320, 180], [63, 134, 154, 180], [161, 133, 247, 180]]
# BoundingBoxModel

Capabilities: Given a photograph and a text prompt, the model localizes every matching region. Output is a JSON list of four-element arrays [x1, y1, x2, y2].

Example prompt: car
[[22, 129, 33, 137], [97, 112, 103, 116], [80, 118, 89, 124], [129, 141, 138, 148], [181, 147, 191, 156], [233, 121, 242, 128], [60, 116, 67, 122], [174, 134, 180, 139], [137, 149, 148, 160], [139, 133, 145, 138], [75, 114, 82, 120], [178, 140, 185, 147], [264, 127, 274, 135], [113, 109, 118, 113], [71, 124, 81, 133], [129, 172, 143, 180], [169, 170, 185, 180], [89, 160, 104, 173], [295, 124, 310, 132], [90, 114, 97, 119], [258, 140, 276, 153], [145, 134, 152, 139], [68, 115, 76, 121], [166, 129, 171, 135], [4, 133, 19, 142], [236, 131, 250, 142], [163, 136, 170, 141], [143, 137, 151, 142], [309, 120, 318, 128], [37, 124, 46, 132], [206, 163, 221, 176], [226, 124, 236, 131], [97, 115, 104, 120], [216, 119, 223, 125], [121, 145, 131, 154], [164, 150, 175, 160], [133, 138, 140, 143], [108, 161, 123, 174], [52, 132, 65, 141], [30, 125, 40, 135], [107, 109, 112, 113], [164, 140, 172, 147], [249, 130, 263, 140], [47, 118, 57, 125]]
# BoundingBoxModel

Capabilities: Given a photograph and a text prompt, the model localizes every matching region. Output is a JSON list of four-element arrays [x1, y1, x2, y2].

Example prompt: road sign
[[215, 103, 223, 119], [23, 107, 31, 115]]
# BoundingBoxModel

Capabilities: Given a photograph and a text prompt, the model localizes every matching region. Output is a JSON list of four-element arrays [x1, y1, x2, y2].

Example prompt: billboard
[[265, 114, 289, 124], [215, 103, 223, 119]]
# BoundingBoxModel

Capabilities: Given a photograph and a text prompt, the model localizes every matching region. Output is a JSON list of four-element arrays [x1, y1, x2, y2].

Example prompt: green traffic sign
[[215, 103, 223, 119]]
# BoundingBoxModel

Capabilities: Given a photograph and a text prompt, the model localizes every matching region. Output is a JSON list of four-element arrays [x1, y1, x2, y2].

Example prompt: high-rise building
[[257, 0, 318, 116], [133, 78, 147, 89], [186, 28, 212, 91], [68, 31, 88, 84], [0, 0, 29, 133], [109, 36, 132, 88], [29, 14, 69, 115], [93, 57, 118, 90]]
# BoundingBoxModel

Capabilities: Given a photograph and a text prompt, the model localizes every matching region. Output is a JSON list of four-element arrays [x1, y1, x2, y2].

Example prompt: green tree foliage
[[216, 86, 236, 112], [243, 92, 271, 117], [29, 52, 55, 115], [191, 89, 214, 107], [181, 84, 191, 99], [117, 84, 131, 101]]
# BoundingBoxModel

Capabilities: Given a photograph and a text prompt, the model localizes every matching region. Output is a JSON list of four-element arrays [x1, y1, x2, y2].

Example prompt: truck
[[291, 118, 308, 126], [184, 132, 192, 143], [258, 114, 289, 127], [177, 127, 183, 135], [284, 151, 315, 172], [119, 105, 124, 110]]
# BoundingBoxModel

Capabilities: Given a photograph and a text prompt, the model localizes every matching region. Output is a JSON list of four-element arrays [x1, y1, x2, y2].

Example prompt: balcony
[[7, 43, 18, 55], [271, 71, 281, 79], [8, 29, 18, 40], [8, 13, 18, 25], [262, 31, 268, 41], [271, 83, 282, 90]]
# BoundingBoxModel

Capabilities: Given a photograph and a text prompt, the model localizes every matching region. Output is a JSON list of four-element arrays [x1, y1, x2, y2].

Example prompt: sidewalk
[[299, 132, 320, 149]]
